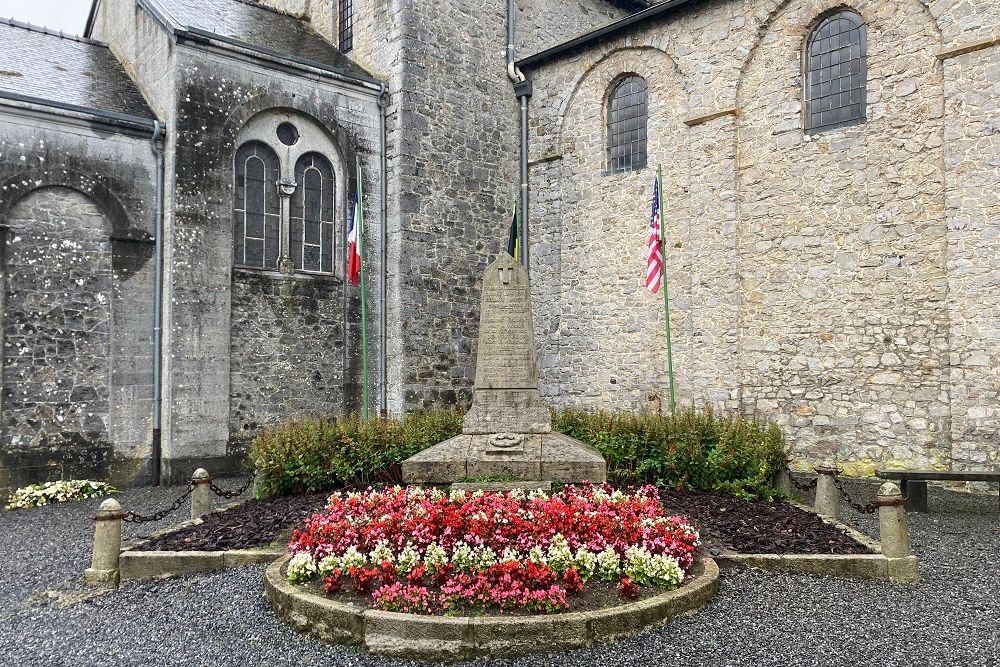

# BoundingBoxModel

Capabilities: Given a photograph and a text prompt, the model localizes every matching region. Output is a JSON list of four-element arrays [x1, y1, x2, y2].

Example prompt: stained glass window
[[291, 153, 336, 274], [805, 11, 867, 133], [607, 76, 648, 173], [339, 0, 353, 53], [233, 142, 280, 269]]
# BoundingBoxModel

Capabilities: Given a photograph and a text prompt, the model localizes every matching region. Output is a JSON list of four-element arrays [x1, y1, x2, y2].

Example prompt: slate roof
[[149, 0, 372, 79], [0, 19, 155, 123]]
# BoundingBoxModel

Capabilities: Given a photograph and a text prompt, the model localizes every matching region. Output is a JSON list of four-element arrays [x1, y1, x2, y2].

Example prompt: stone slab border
[[118, 499, 285, 581], [713, 499, 918, 583], [264, 554, 720, 661]]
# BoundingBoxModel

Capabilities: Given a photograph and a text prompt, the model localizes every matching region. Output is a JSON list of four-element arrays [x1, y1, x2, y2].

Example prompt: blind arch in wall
[[291, 153, 336, 274], [233, 141, 281, 269], [805, 10, 867, 133], [606, 75, 648, 173]]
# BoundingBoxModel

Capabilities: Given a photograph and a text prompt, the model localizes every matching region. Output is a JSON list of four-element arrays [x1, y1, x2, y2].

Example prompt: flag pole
[[658, 164, 677, 414], [356, 156, 370, 419]]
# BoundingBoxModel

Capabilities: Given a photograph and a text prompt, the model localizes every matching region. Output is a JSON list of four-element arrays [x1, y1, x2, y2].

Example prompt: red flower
[[563, 567, 583, 594], [323, 569, 343, 594], [619, 577, 639, 600]]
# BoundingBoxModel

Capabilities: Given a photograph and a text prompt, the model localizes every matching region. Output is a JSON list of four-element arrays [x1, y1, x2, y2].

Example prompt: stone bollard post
[[191, 468, 212, 520], [774, 468, 794, 496], [877, 482, 911, 558], [814, 466, 841, 520], [877, 482, 918, 582], [83, 498, 124, 588]]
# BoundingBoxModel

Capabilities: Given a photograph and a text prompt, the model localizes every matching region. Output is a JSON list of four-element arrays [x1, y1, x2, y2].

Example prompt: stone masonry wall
[[159, 45, 383, 481], [0, 109, 157, 493], [3, 188, 113, 474], [523, 0, 999, 472], [229, 271, 345, 443], [943, 44, 1000, 470]]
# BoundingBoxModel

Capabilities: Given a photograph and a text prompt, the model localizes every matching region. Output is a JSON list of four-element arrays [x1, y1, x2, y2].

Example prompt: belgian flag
[[506, 198, 520, 262]]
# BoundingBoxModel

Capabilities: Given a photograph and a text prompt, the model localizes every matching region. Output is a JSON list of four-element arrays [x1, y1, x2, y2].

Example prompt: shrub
[[250, 410, 463, 497], [552, 406, 786, 498], [5, 480, 117, 510], [251, 406, 785, 499]]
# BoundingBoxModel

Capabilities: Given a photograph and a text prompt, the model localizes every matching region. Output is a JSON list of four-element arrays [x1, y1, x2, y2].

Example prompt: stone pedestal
[[402, 254, 606, 485]]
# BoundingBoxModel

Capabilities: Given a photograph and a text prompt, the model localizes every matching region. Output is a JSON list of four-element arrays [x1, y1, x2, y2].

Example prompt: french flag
[[347, 193, 361, 286]]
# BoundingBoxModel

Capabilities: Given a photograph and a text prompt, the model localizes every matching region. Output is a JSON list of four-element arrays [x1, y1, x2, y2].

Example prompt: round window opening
[[276, 122, 299, 146]]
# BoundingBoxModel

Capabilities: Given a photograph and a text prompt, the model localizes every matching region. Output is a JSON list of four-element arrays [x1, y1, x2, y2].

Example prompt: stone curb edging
[[118, 499, 286, 581], [713, 499, 919, 583], [264, 554, 721, 661]]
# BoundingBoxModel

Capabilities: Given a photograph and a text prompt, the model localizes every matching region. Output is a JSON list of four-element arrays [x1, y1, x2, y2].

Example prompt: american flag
[[646, 177, 663, 294]]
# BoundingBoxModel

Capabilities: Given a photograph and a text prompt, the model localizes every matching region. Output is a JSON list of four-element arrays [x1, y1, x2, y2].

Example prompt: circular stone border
[[264, 554, 720, 661]]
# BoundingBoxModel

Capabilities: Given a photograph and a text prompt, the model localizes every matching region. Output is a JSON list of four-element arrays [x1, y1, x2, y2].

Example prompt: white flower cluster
[[596, 546, 622, 581], [622, 546, 684, 589], [5, 479, 117, 510], [287, 553, 319, 583]]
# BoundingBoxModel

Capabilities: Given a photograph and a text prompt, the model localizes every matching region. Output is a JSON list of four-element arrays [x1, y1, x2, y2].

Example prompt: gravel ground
[[0, 478, 996, 667]]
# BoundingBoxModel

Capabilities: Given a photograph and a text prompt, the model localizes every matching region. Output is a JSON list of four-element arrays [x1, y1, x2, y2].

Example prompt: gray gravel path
[[0, 479, 996, 667]]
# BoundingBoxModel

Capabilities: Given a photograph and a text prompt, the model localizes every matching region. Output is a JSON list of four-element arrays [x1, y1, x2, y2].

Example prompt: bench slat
[[876, 469, 1000, 482]]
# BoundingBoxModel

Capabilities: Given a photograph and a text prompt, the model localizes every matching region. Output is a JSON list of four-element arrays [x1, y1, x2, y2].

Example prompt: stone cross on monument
[[402, 253, 606, 485]]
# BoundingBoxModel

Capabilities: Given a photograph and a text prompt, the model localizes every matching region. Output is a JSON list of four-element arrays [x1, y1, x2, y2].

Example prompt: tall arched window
[[607, 75, 648, 173], [805, 10, 867, 134], [233, 142, 280, 269], [290, 153, 336, 274]]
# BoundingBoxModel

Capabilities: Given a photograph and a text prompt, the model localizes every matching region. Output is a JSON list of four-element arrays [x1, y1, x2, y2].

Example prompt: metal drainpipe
[[506, 0, 530, 270], [377, 82, 388, 416], [150, 120, 165, 486]]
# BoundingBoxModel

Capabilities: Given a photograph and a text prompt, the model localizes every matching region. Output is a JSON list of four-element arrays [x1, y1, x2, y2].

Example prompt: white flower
[[546, 534, 574, 573], [287, 553, 318, 583], [423, 542, 448, 571], [369, 540, 395, 565], [397, 543, 422, 573], [341, 546, 367, 569], [597, 546, 621, 581], [317, 555, 341, 576]]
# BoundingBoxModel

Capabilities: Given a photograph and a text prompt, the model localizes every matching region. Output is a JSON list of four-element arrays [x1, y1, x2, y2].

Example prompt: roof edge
[[517, 0, 703, 69], [0, 91, 158, 132]]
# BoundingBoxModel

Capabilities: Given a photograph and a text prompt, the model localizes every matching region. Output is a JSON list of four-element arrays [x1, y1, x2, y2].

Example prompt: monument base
[[401, 432, 607, 485]]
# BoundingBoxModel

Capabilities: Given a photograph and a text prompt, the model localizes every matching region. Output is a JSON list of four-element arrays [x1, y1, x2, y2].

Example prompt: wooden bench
[[875, 468, 1000, 512]]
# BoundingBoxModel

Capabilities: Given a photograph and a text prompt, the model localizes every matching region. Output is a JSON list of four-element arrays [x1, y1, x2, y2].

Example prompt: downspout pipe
[[377, 82, 388, 416], [506, 0, 531, 270], [150, 120, 165, 486]]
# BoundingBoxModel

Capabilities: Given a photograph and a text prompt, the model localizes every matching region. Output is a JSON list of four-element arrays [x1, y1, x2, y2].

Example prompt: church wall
[[943, 45, 1000, 470], [515, 0, 633, 55], [91, 0, 178, 121], [158, 44, 383, 482], [0, 109, 157, 495], [522, 0, 999, 472]]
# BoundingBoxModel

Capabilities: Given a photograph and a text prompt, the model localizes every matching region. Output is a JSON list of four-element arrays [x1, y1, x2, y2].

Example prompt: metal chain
[[209, 474, 255, 500], [122, 484, 193, 524], [785, 465, 818, 492], [832, 475, 878, 514]]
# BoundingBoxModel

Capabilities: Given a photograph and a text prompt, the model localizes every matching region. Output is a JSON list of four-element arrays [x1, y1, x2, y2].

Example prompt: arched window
[[607, 75, 648, 173], [805, 10, 867, 134], [291, 153, 336, 274], [233, 142, 280, 269]]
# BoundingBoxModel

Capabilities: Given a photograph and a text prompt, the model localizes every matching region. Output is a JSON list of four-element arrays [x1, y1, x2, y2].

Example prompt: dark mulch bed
[[134, 487, 870, 556], [133, 493, 329, 552], [660, 488, 871, 555]]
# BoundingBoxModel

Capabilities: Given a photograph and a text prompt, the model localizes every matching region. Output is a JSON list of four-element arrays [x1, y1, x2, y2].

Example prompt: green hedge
[[552, 407, 786, 498], [250, 407, 786, 499], [250, 410, 463, 498]]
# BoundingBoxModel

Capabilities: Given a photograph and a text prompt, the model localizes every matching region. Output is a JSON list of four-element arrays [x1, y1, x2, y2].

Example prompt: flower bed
[[286, 484, 699, 615], [4, 480, 117, 510]]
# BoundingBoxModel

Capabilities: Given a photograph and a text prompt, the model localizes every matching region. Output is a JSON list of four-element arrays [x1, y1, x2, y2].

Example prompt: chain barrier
[[832, 475, 878, 514], [121, 484, 193, 524], [785, 465, 818, 492], [210, 474, 255, 500]]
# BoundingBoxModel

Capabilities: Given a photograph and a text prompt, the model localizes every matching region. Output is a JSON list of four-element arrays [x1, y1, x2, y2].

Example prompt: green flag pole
[[357, 156, 370, 419], [658, 164, 677, 414]]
